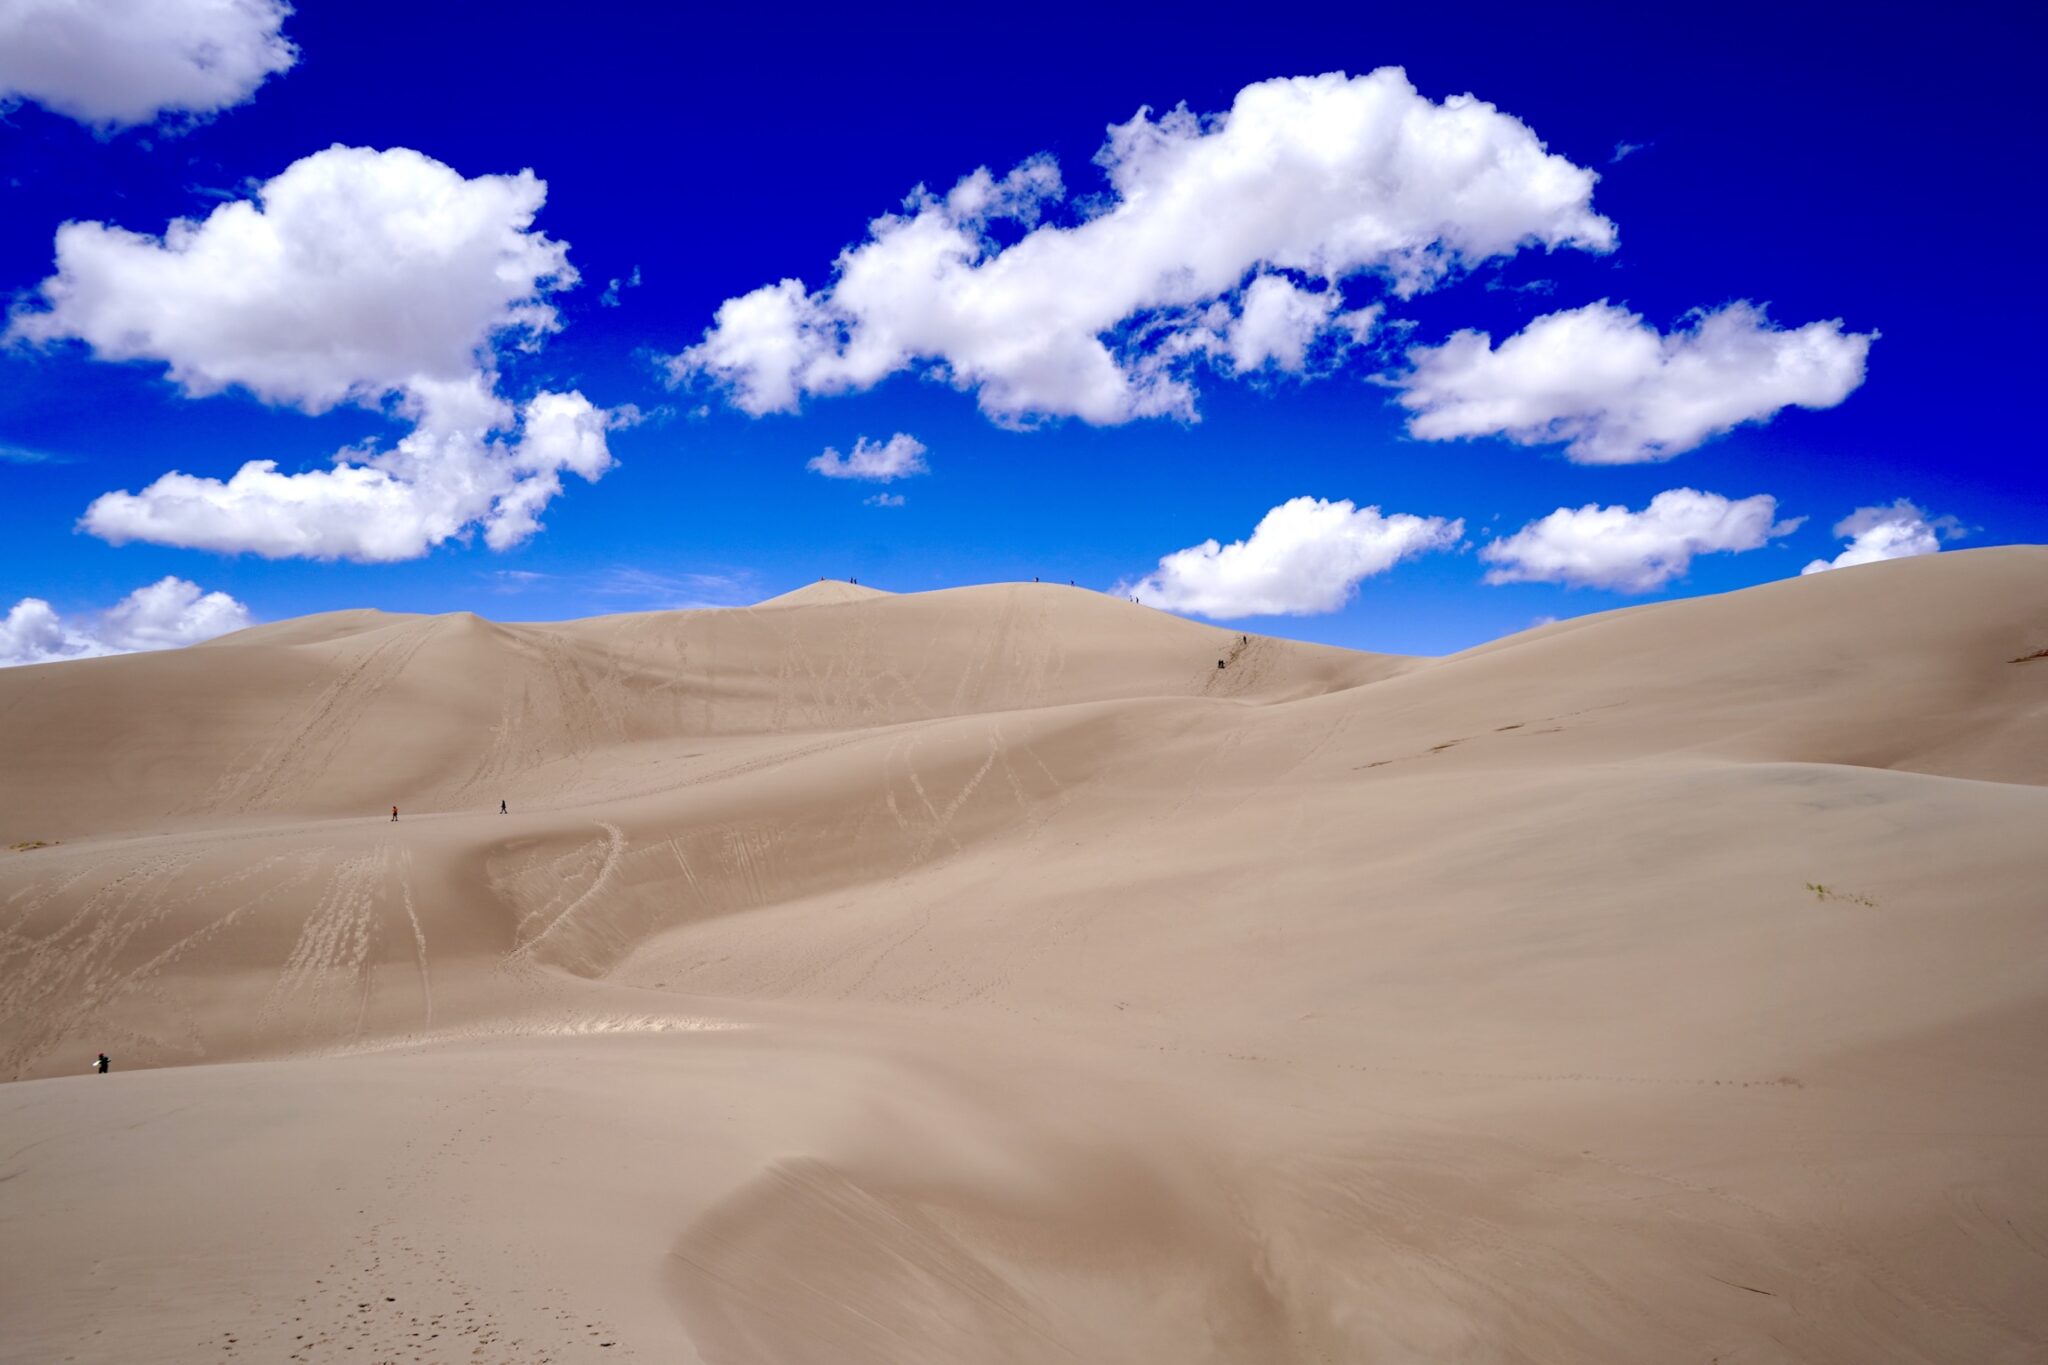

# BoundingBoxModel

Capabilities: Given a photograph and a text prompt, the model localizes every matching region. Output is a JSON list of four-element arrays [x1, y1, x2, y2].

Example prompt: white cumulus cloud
[[1118, 496, 1463, 617], [0, 577, 253, 667], [10, 145, 573, 410], [1801, 498, 1964, 575], [1398, 301, 1873, 463], [79, 387, 617, 561], [1225, 275, 1344, 373], [0, 0, 295, 129], [1481, 488, 1801, 591], [807, 432, 929, 482], [669, 68, 1614, 426], [8, 146, 618, 561]]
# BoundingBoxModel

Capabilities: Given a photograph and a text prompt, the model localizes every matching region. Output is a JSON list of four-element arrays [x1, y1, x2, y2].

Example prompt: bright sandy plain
[[2, 549, 2045, 1363]]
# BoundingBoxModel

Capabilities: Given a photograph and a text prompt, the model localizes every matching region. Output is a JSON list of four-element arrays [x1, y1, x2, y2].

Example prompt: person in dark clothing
[[391, 806, 399, 821], [500, 799, 508, 814], [95, 1053, 109, 1074]]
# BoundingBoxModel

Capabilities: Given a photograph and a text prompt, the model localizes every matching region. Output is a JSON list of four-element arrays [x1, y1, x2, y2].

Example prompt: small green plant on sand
[[1806, 881, 1876, 907], [9, 840, 59, 852]]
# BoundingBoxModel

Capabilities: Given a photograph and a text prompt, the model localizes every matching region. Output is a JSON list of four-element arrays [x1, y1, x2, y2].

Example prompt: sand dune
[[3, 550, 2046, 1363]]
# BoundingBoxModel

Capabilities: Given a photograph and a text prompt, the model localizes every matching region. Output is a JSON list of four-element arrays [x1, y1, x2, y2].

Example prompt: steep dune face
[[3, 551, 2046, 1365]]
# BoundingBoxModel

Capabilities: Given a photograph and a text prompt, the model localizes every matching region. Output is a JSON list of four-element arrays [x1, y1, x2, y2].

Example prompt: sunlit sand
[[3, 549, 2045, 1362]]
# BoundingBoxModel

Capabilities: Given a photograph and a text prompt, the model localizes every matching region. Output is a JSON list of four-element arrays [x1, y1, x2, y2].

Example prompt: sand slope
[[2, 551, 2045, 1364]]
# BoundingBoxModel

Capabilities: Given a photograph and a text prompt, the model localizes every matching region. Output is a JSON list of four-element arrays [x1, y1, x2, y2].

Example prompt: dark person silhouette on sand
[[500, 799, 508, 815], [391, 805, 399, 822], [94, 1053, 109, 1074]]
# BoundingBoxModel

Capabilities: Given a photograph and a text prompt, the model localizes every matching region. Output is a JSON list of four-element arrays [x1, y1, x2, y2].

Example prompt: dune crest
[[753, 578, 897, 607]]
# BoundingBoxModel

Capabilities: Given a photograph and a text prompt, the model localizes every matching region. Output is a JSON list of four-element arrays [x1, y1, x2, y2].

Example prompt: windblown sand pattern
[[1, 551, 2045, 1362]]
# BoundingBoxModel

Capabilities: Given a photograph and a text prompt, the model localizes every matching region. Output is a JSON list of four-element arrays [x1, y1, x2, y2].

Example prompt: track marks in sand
[[0, 854, 189, 1075], [507, 821, 627, 963], [0, 850, 337, 1076], [761, 598, 968, 735], [893, 732, 994, 862], [881, 720, 1075, 873], [262, 848, 412, 1042], [702, 824, 779, 913], [398, 849, 433, 1025], [0, 842, 444, 1074], [234, 1082, 636, 1364], [86, 854, 324, 1058], [194, 628, 433, 815], [453, 630, 637, 803], [1348, 702, 1626, 773], [944, 589, 1069, 719], [532, 631, 635, 767], [1199, 632, 1279, 699]]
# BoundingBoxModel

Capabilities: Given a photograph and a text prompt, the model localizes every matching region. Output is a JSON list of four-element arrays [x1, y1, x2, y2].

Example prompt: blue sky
[[1, 2, 2038, 662]]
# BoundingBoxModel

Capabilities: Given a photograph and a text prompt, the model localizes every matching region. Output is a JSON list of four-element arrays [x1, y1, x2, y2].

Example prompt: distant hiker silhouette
[[94, 1053, 109, 1074], [500, 799, 508, 815], [391, 806, 399, 821]]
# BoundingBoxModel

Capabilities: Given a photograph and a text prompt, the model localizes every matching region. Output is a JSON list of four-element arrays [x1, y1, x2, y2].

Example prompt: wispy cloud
[[1483, 275, 1556, 296], [603, 401, 676, 431], [482, 569, 550, 593], [0, 442, 63, 464], [480, 564, 758, 609], [588, 566, 755, 609], [185, 177, 261, 202], [601, 266, 642, 308], [1611, 140, 1650, 164], [865, 492, 905, 508]]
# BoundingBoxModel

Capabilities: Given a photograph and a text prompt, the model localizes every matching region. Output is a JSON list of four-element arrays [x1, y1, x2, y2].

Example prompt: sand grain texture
[[2, 551, 2045, 1363]]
